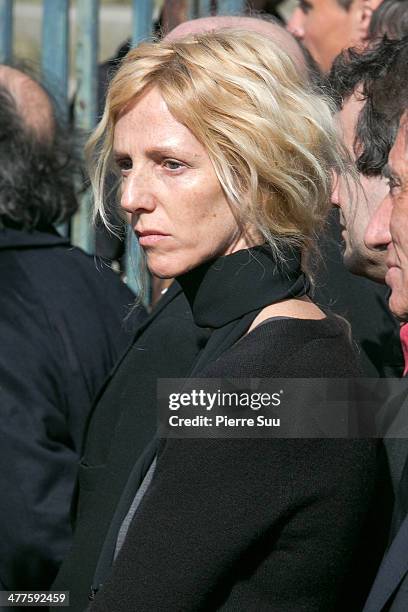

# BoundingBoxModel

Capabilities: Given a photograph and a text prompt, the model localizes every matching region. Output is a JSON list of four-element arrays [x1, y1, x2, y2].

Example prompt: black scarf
[[178, 243, 309, 328], [177, 243, 310, 375]]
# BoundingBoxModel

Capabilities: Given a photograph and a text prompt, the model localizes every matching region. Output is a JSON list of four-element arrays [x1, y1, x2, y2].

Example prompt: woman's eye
[[116, 158, 132, 173], [163, 159, 184, 171]]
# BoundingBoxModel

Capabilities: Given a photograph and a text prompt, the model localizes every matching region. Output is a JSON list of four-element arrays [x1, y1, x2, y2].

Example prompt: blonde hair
[[88, 29, 350, 264]]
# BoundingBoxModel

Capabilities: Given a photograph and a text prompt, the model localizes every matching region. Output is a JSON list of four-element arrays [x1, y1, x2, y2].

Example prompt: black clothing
[[87, 246, 311, 596], [177, 244, 309, 328], [54, 246, 376, 611], [0, 227, 143, 591], [53, 284, 209, 610], [362, 375, 408, 610], [313, 210, 403, 377]]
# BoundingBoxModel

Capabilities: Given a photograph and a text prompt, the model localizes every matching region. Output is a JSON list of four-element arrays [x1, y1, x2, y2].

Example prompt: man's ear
[[356, 0, 374, 43]]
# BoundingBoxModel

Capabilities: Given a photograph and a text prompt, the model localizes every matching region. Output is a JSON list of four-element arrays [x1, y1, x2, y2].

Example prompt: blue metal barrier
[[199, 0, 213, 18], [217, 0, 246, 14], [0, 0, 13, 63], [71, 0, 99, 254], [41, 0, 69, 117], [133, 0, 154, 46]]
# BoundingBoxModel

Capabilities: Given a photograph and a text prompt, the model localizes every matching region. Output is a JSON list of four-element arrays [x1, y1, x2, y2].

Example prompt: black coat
[[0, 227, 144, 591], [53, 283, 210, 609], [363, 389, 408, 612], [53, 247, 379, 611], [88, 320, 379, 612]]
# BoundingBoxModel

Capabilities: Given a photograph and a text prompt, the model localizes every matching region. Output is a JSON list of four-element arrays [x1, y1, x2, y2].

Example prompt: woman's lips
[[136, 230, 169, 246]]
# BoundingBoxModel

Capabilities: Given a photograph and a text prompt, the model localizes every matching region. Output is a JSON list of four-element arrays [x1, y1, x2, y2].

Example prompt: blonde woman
[[54, 30, 377, 611]]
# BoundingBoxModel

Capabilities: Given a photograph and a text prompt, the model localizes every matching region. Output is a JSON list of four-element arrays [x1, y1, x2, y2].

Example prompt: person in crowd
[[329, 7, 408, 282], [287, 0, 383, 73], [53, 27, 379, 612], [92, 11, 308, 278], [361, 36, 408, 612], [330, 34, 408, 611], [327, 37, 405, 375], [0, 65, 145, 591], [331, 89, 389, 282], [328, 39, 408, 598], [284, 0, 403, 375], [51, 18, 314, 608]]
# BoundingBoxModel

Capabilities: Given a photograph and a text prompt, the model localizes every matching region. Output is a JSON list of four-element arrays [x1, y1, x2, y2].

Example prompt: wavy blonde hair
[[88, 29, 350, 264]]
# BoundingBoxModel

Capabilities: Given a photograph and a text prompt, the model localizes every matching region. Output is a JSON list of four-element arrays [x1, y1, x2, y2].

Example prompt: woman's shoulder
[[252, 312, 352, 346], [201, 314, 361, 378]]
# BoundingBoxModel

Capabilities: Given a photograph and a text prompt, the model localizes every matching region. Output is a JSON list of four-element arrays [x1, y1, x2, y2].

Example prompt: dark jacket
[[54, 247, 378, 611], [88, 319, 378, 612], [363, 510, 408, 612], [0, 227, 144, 591], [53, 283, 210, 609], [363, 388, 408, 612]]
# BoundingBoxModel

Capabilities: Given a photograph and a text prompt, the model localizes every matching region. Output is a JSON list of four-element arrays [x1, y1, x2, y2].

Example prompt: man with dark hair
[[330, 90, 389, 282], [358, 35, 408, 161], [301, 32, 402, 376], [363, 51, 408, 612], [328, 33, 408, 281], [287, 3, 399, 375], [287, 0, 383, 72], [329, 34, 408, 282], [0, 65, 144, 592], [332, 34, 408, 611]]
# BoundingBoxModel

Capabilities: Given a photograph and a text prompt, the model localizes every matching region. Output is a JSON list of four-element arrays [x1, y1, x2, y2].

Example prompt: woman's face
[[113, 86, 256, 278]]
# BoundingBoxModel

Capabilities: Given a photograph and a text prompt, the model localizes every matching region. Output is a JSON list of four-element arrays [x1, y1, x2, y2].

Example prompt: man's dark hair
[[0, 73, 82, 231], [329, 35, 408, 176], [369, 0, 408, 41], [246, 1, 285, 23]]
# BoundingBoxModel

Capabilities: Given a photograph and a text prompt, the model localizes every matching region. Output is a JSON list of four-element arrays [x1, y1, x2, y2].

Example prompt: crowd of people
[[1, 0, 408, 610]]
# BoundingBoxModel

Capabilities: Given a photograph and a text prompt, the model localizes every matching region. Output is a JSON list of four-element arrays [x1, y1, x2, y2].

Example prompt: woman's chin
[[146, 253, 198, 279], [147, 261, 185, 280], [150, 270, 176, 280]]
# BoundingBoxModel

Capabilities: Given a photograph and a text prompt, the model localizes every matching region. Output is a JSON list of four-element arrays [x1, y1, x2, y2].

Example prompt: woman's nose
[[120, 170, 156, 215]]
